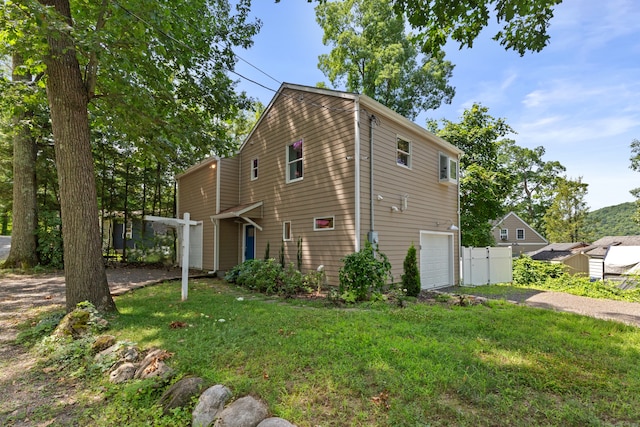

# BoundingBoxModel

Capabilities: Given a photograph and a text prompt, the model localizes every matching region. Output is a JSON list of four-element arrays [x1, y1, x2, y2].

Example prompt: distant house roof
[[585, 236, 640, 258], [528, 242, 590, 262]]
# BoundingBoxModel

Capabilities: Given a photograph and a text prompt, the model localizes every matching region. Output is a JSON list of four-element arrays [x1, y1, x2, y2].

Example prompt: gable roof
[[239, 82, 463, 156], [491, 211, 548, 242], [585, 235, 640, 258]]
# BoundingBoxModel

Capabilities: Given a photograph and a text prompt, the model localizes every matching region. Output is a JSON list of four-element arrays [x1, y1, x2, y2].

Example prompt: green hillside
[[585, 202, 640, 240]]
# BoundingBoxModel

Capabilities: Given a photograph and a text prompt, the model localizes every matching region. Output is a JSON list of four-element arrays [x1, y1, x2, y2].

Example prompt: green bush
[[224, 259, 311, 296], [338, 241, 392, 302], [37, 210, 64, 269], [513, 255, 565, 286], [401, 243, 420, 297]]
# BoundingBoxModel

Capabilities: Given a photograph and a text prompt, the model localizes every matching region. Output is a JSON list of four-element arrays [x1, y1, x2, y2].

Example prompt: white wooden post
[[181, 212, 190, 301]]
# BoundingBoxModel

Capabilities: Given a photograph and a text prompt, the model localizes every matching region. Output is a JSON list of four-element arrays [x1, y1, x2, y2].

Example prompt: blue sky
[[233, 0, 640, 211]]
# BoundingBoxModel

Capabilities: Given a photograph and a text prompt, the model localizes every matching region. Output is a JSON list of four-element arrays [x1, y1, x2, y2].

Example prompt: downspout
[[212, 158, 221, 274], [354, 98, 361, 252], [369, 114, 376, 233]]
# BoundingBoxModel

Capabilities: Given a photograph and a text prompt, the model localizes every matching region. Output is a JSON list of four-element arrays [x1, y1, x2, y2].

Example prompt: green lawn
[[87, 278, 640, 426]]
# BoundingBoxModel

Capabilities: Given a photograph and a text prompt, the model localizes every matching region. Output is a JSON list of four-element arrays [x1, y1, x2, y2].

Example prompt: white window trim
[[313, 216, 335, 231], [439, 152, 458, 184], [286, 139, 304, 183], [283, 221, 292, 241], [516, 228, 525, 240], [251, 157, 259, 181], [396, 136, 412, 169], [500, 229, 508, 240]]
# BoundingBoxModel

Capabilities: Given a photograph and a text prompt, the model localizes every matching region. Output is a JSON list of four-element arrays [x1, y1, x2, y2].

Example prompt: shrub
[[37, 210, 64, 269], [401, 243, 420, 297], [338, 241, 392, 302], [513, 255, 565, 286], [224, 259, 311, 296]]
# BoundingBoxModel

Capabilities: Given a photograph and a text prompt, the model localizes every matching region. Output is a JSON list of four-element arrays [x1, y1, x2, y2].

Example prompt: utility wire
[[163, 6, 282, 86], [111, 0, 279, 94], [111, 0, 359, 115]]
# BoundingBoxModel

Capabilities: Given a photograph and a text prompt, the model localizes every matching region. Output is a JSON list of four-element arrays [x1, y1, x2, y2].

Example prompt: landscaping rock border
[[94, 335, 297, 427]]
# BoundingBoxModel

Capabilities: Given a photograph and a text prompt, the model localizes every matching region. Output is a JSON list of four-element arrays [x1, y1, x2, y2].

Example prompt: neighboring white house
[[585, 236, 640, 283]]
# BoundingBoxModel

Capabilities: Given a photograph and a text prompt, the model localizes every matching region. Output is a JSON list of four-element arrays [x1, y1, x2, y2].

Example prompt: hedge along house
[[177, 83, 462, 289]]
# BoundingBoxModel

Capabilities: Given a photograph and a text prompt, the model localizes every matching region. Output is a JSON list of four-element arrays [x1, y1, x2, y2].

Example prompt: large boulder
[[159, 377, 206, 415], [213, 395, 269, 427], [192, 384, 232, 427], [52, 308, 91, 339], [135, 348, 174, 380], [109, 362, 137, 384], [91, 335, 117, 354]]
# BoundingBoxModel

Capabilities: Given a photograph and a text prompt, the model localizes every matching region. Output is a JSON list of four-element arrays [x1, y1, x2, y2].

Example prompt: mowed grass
[[101, 278, 640, 426]]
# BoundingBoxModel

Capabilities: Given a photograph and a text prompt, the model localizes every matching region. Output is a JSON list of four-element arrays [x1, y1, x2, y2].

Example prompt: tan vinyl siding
[[218, 158, 240, 272], [177, 160, 218, 270], [239, 88, 357, 283], [360, 115, 460, 284], [219, 157, 239, 210]]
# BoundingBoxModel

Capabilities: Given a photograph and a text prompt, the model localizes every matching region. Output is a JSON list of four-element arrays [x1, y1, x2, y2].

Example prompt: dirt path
[[0, 267, 186, 426]]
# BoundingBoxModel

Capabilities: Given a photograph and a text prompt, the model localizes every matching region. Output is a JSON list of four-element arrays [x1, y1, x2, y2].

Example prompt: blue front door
[[244, 225, 255, 260]]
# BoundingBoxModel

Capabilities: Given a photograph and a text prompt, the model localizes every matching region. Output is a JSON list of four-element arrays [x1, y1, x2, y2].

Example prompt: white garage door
[[420, 232, 454, 289]]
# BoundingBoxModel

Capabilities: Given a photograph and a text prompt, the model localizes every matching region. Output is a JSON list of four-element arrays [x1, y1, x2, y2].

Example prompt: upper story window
[[439, 153, 458, 184], [500, 229, 508, 240], [283, 221, 292, 241], [516, 228, 525, 240], [396, 137, 411, 168], [286, 139, 303, 183], [251, 158, 259, 181]]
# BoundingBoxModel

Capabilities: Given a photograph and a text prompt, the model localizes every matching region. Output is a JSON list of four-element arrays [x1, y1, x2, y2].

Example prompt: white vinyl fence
[[462, 246, 513, 286]]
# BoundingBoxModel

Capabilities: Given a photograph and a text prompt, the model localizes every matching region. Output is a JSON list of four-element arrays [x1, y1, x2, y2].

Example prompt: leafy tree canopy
[[315, 0, 454, 120], [500, 142, 565, 233], [428, 104, 515, 246], [543, 177, 591, 243], [283, 0, 563, 56], [1, 0, 261, 161]]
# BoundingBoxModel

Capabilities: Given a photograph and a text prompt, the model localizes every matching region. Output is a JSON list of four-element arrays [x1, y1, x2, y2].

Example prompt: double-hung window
[[396, 137, 411, 168], [286, 139, 303, 182], [251, 158, 259, 181], [500, 229, 508, 240], [516, 229, 525, 240]]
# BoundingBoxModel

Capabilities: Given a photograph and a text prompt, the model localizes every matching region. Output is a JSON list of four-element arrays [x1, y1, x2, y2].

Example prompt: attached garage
[[420, 231, 455, 289]]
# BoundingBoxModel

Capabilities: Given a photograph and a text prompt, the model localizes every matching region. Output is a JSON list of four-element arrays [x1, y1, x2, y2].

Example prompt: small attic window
[[439, 153, 458, 184]]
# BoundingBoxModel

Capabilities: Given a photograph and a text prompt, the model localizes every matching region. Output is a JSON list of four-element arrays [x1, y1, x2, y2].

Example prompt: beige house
[[177, 83, 462, 289], [491, 212, 548, 256]]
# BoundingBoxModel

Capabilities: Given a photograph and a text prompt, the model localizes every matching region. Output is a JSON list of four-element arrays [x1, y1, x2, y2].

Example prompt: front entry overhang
[[210, 201, 263, 231]]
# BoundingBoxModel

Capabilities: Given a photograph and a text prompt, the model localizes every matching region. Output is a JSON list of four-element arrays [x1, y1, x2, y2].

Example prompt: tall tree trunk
[[3, 54, 39, 269], [40, 0, 116, 312]]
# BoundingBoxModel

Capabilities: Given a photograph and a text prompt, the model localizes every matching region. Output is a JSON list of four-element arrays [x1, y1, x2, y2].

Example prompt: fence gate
[[462, 247, 512, 286]]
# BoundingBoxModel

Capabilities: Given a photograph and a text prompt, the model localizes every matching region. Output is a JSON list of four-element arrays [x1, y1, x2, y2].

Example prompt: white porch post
[[181, 212, 190, 301]]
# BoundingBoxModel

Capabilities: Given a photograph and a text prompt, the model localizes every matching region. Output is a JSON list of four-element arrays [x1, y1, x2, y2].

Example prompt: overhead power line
[[110, 0, 279, 94]]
